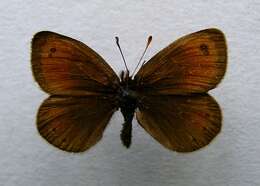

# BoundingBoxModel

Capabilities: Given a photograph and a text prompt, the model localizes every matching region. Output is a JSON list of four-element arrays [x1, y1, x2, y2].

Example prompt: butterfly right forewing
[[135, 28, 227, 95]]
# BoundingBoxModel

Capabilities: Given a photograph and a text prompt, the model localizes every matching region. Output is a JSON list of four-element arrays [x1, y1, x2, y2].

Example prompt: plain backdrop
[[0, 1, 259, 186]]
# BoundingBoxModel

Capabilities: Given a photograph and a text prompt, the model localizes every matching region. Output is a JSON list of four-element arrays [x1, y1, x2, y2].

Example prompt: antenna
[[132, 36, 152, 76], [115, 36, 129, 73]]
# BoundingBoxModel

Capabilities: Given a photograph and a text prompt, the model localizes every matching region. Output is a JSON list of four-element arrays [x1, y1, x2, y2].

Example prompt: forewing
[[135, 28, 227, 95], [31, 31, 119, 96], [37, 96, 117, 152], [136, 94, 222, 152]]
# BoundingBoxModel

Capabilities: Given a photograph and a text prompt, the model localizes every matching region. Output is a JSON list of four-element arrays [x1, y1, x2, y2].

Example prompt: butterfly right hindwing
[[136, 94, 222, 152]]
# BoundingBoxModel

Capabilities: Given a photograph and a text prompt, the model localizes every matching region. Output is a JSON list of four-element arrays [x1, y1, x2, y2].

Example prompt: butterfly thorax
[[118, 71, 138, 148]]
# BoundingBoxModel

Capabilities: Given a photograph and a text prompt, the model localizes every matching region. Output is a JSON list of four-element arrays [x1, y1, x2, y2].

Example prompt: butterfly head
[[118, 70, 138, 112], [115, 34, 153, 115]]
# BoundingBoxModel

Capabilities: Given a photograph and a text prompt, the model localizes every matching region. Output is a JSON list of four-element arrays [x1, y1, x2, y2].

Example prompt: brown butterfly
[[31, 28, 227, 153]]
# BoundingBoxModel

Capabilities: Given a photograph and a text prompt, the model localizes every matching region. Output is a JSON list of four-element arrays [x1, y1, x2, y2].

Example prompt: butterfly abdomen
[[120, 120, 132, 148], [118, 91, 137, 148], [119, 97, 136, 148]]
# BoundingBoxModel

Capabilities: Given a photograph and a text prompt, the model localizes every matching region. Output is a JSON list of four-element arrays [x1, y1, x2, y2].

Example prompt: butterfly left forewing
[[136, 94, 221, 152], [37, 95, 117, 152], [32, 31, 120, 96], [135, 28, 227, 95]]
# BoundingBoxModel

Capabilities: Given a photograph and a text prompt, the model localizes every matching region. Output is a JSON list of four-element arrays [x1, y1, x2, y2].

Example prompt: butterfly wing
[[32, 32, 120, 152], [136, 94, 221, 152], [135, 28, 226, 151], [134, 28, 227, 95], [31, 31, 120, 96], [37, 95, 117, 152]]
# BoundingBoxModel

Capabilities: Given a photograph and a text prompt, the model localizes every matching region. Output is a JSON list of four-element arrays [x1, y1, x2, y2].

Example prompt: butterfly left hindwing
[[37, 96, 117, 152]]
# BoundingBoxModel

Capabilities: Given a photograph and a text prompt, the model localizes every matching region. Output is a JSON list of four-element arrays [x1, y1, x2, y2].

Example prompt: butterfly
[[31, 28, 227, 153]]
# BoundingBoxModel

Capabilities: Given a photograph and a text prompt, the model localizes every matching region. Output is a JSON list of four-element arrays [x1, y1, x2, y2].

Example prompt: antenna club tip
[[147, 35, 153, 45], [115, 36, 119, 42]]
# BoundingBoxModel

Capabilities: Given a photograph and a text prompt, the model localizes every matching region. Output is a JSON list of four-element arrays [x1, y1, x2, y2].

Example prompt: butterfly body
[[31, 28, 227, 153], [118, 71, 139, 147]]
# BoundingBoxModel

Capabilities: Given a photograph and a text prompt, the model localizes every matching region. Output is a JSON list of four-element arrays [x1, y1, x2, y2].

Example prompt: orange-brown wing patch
[[31, 31, 119, 96], [136, 94, 222, 152], [135, 28, 227, 95], [37, 96, 117, 152]]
